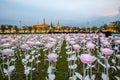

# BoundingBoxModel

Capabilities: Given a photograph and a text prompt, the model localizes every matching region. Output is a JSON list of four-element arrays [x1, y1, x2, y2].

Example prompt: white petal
[[75, 72, 82, 80], [24, 70, 30, 76], [116, 55, 120, 59], [85, 75, 91, 80], [48, 74, 55, 80], [115, 76, 120, 80], [36, 60, 40, 63], [72, 75, 77, 80], [30, 50, 35, 54], [9, 66, 15, 72], [32, 68, 36, 70], [3, 68, 8, 74], [25, 55, 30, 60], [111, 59, 116, 64], [102, 73, 108, 80], [116, 66, 120, 70], [91, 74, 95, 80], [27, 67, 32, 71], [29, 59, 33, 62], [47, 66, 52, 74], [69, 75, 77, 80], [110, 66, 117, 71]]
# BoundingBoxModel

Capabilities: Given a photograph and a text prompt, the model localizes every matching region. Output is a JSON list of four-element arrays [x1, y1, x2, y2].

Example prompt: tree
[[33, 27, 37, 33], [103, 24, 108, 29], [28, 26, 32, 33], [8, 25, 13, 33], [92, 26, 97, 32], [99, 24, 107, 32], [81, 27, 86, 32], [23, 26, 27, 33], [0, 24, 6, 33], [112, 21, 120, 33], [14, 25, 19, 33], [87, 28, 91, 32]]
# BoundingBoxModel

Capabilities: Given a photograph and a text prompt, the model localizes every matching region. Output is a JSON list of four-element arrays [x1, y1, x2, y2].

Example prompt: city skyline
[[0, 0, 120, 27]]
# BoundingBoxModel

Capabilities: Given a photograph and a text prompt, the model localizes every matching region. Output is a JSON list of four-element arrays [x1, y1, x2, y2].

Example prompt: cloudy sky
[[0, 0, 120, 27]]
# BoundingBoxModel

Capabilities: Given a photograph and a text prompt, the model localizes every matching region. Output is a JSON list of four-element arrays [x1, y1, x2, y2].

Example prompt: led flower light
[[102, 41, 110, 46], [86, 42, 95, 50], [10, 39, 17, 43], [101, 48, 114, 80], [69, 41, 75, 45], [45, 43, 54, 49], [48, 53, 58, 62], [73, 44, 80, 51], [1, 39, 7, 43], [2, 49, 14, 57], [20, 44, 29, 50], [2, 43, 11, 48], [80, 54, 95, 64], [115, 40, 120, 45], [35, 41, 41, 46], [101, 48, 113, 56]]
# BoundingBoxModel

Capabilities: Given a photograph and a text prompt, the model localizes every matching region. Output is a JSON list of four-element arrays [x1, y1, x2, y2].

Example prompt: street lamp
[[19, 20, 21, 28], [19, 20, 21, 33]]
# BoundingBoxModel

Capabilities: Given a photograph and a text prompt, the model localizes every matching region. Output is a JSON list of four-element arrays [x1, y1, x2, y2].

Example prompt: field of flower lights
[[0, 33, 120, 80]]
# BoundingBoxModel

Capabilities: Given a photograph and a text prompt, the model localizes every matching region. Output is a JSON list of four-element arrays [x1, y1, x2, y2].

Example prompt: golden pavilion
[[56, 20, 61, 30], [103, 24, 115, 32], [33, 19, 49, 30]]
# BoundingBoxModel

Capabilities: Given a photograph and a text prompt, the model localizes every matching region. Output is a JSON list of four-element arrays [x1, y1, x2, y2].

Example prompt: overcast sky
[[0, 0, 120, 27]]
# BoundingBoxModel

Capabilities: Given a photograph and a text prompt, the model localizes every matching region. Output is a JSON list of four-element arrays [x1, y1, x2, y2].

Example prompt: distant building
[[102, 24, 115, 32], [56, 21, 61, 30], [107, 24, 115, 32], [33, 19, 49, 30], [49, 22, 54, 30], [61, 26, 73, 32]]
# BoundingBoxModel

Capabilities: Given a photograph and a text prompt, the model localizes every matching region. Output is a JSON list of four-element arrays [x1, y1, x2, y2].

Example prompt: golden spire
[[43, 18, 46, 25], [49, 22, 53, 30], [56, 20, 60, 30]]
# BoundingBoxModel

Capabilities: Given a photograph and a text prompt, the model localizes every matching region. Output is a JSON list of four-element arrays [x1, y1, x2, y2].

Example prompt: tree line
[[0, 21, 120, 33]]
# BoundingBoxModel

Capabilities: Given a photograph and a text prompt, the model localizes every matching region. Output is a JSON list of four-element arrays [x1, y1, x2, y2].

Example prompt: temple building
[[107, 24, 115, 32], [33, 19, 49, 30], [61, 26, 73, 32], [103, 24, 115, 32], [49, 22, 54, 30], [56, 21, 61, 30], [32, 19, 62, 32]]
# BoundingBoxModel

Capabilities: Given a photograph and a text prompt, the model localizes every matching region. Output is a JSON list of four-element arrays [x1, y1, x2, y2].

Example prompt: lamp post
[[88, 22, 89, 33], [86, 22, 89, 33], [19, 20, 21, 33], [116, 20, 119, 33], [19, 20, 21, 28]]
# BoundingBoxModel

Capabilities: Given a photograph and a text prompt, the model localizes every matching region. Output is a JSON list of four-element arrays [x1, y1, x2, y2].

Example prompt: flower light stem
[[8, 75, 10, 80], [44, 51, 46, 66], [83, 64, 86, 80], [0, 64, 5, 78], [36, 51, 39, 73], [2, 53, 5, 70], [7, 57, 10, 80], [26, 76, 28, 80], [30, 62, 33, 80], [90, 65, 92, 79], [105, 56, 109, 80], [72, 59, 75, 77], [97, 63, 100, 73]]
